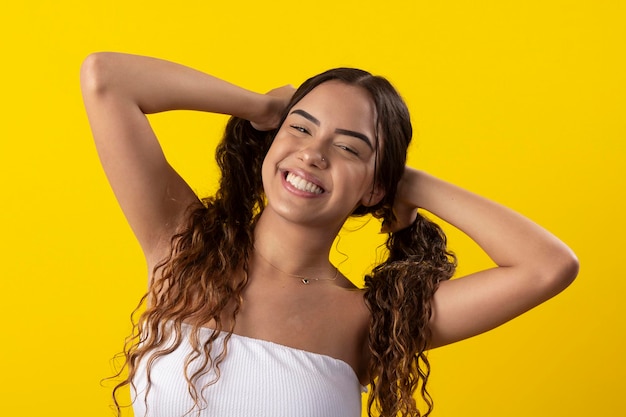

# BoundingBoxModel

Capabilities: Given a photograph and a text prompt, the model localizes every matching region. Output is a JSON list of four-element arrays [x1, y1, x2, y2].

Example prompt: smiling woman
[[80, 52, 578, 417]]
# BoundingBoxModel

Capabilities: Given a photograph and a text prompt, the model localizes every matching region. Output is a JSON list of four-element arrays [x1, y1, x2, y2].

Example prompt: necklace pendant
[[301, 278, 310, 285]]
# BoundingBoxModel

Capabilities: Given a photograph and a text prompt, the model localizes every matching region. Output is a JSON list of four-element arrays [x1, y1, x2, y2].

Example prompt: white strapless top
[[132, 324, 364, 417]]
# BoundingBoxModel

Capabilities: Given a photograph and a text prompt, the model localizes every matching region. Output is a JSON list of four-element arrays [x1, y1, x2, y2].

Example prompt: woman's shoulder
[[329, 283, 371, 341]]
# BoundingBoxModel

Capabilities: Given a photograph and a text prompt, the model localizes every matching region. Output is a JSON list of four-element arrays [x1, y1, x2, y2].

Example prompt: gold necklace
[[254, 247, 339, 285]]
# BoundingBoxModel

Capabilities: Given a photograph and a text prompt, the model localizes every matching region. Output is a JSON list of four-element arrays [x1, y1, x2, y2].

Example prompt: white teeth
[[286, 172, 323, 194]]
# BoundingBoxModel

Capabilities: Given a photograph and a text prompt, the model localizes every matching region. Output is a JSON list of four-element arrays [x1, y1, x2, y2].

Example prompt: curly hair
[[365, 215, 456, 416], [110, 68, 456, 417]]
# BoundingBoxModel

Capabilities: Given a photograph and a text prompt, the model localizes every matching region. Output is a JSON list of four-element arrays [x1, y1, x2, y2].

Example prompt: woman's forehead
[[295, 81, 377, 125]]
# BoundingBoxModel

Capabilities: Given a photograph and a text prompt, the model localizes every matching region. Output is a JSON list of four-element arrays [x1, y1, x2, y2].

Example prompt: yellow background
[[1, 1, 624, 416]]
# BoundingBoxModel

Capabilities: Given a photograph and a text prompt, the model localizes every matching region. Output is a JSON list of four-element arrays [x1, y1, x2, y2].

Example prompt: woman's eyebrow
[[291, 109, 320, 125], [335, 129, 373, 149], [290, 109, 373, 149]]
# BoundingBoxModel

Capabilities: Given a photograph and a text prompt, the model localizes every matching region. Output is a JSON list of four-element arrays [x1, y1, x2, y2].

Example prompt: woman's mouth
[[285, 172, 325, 194]]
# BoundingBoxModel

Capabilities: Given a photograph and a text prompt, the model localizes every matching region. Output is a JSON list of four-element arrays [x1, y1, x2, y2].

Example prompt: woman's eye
[[337, 145, 359, 156], [290, 125, 309, 134]]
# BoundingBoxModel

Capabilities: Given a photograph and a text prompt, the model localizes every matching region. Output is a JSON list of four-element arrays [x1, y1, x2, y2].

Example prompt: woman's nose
[[298, 141, 328, 168]]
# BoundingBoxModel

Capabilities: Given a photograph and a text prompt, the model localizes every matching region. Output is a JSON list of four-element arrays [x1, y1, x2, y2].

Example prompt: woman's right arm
[[80, 52, 281, 264]]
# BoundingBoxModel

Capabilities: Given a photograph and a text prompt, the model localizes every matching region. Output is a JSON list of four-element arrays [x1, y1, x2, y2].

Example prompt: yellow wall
[[1, 1, 623, 416]]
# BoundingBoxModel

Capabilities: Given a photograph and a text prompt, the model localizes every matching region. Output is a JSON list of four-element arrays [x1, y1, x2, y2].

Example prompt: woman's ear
[[361, 183, 385, 207]]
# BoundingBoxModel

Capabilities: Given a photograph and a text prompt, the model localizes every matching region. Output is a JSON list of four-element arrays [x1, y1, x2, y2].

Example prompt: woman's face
[[261, 81, 384, 231]]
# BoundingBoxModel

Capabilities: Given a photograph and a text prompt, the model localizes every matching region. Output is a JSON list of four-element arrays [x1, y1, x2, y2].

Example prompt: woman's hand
[[381, 166, 420, 233], [250, 84, 296, 131]]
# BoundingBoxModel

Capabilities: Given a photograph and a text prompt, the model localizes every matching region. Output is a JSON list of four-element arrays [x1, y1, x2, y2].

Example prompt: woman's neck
[[252, 210, 338, 275]]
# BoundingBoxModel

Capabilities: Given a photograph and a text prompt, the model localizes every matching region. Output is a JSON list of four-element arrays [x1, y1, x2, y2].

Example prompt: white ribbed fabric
[[132, 324, 364, 417]]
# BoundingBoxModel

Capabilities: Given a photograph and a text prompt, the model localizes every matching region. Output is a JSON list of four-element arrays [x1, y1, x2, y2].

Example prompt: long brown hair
[[111, 68, 456, 417]]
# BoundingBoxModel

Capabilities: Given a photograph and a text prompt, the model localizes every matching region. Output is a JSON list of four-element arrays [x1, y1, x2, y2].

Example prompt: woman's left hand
[[381, 166, 420, 233]]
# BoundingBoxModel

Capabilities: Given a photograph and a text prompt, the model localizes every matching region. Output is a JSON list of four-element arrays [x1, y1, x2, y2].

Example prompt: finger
[[379, 208, 418, 234]]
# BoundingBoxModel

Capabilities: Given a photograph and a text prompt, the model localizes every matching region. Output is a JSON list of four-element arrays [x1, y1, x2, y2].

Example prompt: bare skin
[[81, 52, 579, 386]]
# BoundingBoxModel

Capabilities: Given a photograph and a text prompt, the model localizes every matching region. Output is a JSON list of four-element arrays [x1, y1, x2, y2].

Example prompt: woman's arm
[[80, 52, 286, 264], [394, 168, 579, 348]]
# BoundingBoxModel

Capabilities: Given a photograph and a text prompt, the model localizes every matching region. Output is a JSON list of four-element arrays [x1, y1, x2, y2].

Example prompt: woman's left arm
[[394, 168, 579, 348]]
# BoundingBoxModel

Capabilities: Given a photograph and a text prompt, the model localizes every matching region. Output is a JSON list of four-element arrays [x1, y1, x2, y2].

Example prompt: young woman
[[80, 52, 579, 417]]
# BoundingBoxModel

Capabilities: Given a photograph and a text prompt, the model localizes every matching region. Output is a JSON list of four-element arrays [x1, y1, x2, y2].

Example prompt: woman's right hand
[[250, 84, 296, 131]]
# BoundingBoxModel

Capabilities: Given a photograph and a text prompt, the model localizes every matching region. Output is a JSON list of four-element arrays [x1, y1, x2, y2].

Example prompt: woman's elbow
[[543, 247, 580, 295], [80, 52, 115, 96]]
